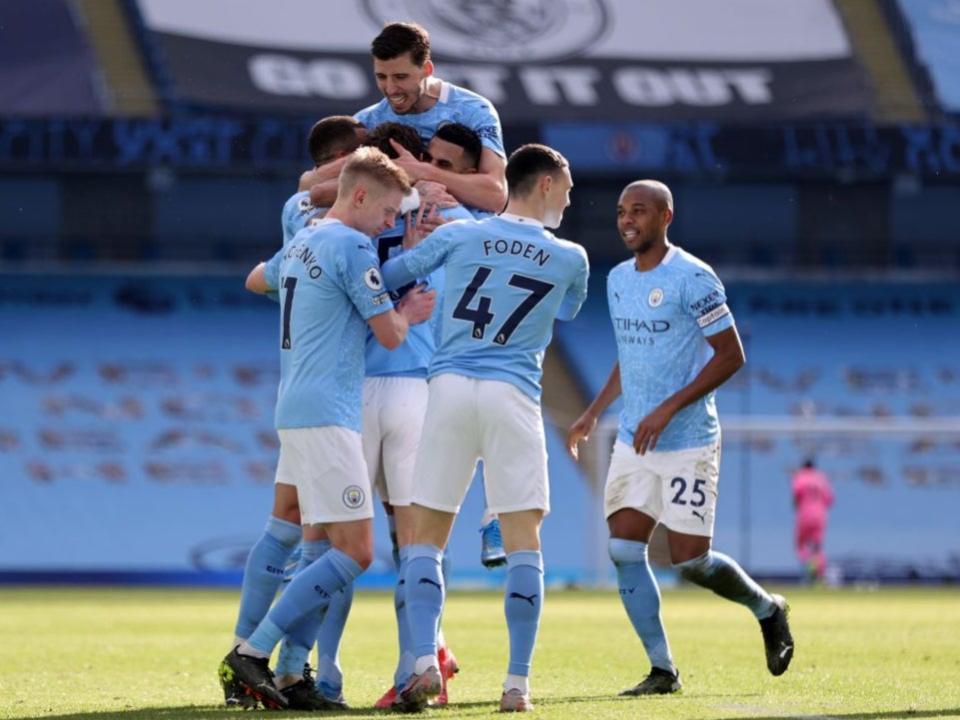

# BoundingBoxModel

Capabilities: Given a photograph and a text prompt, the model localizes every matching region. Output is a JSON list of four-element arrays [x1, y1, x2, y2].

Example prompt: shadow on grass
[[24, 703, 960, 720], [705, 710, 960, 720]]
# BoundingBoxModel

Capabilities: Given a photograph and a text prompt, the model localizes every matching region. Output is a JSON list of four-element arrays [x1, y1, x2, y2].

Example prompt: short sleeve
[[557, 247, 589, 321], [683, 265, 734, 336], [264, 247, 283, 292], [339, 239, 394, 319], [466, 101, 505, 157]]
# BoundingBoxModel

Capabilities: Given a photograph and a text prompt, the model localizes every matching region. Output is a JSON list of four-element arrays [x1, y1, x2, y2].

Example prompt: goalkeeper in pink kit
[[792, 459, 834, 582]]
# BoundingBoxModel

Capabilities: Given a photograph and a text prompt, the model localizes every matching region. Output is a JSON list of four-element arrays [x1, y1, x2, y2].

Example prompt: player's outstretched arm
[[633, 326, 745, 455], [367, 285, 436, 350], [567, 362, 621, 460]]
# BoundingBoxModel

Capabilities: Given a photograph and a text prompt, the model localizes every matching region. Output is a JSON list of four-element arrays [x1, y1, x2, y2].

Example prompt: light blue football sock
[[609, 538, 675, 673], [246, 548, 362, 656], [393, 546, 415, 690], [234, 516, 301, 640], [676, 550, 776, 619], [404, 544, 444, 661], [504, 551, 544, 677], [315, 573, 353, 694], [274, 540, 329, 677]]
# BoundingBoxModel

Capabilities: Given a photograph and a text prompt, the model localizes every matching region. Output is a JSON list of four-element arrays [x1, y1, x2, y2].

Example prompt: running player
[[566, 180, 794, 697], [382, 144, 589, 712], [220, 148, 435, 709]]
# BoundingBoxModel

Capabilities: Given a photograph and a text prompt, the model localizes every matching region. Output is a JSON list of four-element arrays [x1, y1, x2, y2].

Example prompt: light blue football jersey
[[381, 214, 589, 400], [274, 218, 393, 431], [363, 205, 472, 377], [265, 192, 329, 292], [355, 81, 505, 157], [607, 245, 735, 451], [281, 190, 327, 244]]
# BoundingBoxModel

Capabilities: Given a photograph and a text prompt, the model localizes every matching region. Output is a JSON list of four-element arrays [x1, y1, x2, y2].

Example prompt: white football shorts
[[274, 426, 374, 525], [603, 439, 720, 537], [361, 376, 428, 507], [412, 373, 549, 515]]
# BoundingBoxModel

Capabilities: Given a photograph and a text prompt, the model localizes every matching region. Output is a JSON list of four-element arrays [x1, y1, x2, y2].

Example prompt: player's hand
[[389, 139, 429, 182], [397, 283, 436, 325], [414, 180, 459, 209], [566, 411, 598, 461], [632, 402, 676, 455], [402, 204, 447, 250]]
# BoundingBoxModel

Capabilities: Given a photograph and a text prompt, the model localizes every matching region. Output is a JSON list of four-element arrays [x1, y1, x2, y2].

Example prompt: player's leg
[[398, 374, 479, 711], [362, 377, 433, 707], [481, 379, 552, 712], [603, 440, 680, 696], [661, 443, 793, 676], [494, 510, 544, 712], [271, 523, 349, 710], [225, 427, 374, 709], [219, 469, 302, 707], [233, 484, 301, 645], [807, 519, 827, 581], [479, 471, 507, 568]]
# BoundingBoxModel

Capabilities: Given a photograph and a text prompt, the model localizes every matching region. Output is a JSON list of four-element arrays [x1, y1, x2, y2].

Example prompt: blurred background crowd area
[[1, 0, 958, 585]]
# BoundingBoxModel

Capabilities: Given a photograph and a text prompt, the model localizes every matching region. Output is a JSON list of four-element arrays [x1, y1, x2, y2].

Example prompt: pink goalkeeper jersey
[[792, 468, 834, 523]]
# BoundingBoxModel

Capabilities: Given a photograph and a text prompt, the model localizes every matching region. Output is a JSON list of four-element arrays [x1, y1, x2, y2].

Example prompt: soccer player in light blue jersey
[[221, 148, 436, 710], [306, 22, 507, 215], [222, 115, 366, 711], [567, 180, 794, 697], [358, 121, 473, 710], [381, 144, 589, 713]]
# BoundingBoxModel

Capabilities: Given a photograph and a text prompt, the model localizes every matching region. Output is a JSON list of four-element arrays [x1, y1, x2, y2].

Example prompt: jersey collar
[[498, 212, 544, 229]]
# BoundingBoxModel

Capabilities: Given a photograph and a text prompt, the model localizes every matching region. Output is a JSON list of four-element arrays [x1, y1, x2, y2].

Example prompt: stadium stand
[[1, 0, 958, 585]]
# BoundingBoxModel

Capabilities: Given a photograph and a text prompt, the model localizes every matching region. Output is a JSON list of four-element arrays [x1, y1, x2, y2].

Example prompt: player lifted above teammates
[[221, 148, 435, 710], [567, 180, 794, 697], [381, 144, 589, 712], [308, 22, 507, 215]]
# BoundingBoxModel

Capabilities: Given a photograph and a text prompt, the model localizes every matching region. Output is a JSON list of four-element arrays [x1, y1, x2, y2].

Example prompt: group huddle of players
[[217, 20, 794, 714]]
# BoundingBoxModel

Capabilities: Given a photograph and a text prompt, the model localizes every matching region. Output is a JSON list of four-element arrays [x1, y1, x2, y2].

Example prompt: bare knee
[[607, 509, 656, 542], [272, 484, 301, 524]]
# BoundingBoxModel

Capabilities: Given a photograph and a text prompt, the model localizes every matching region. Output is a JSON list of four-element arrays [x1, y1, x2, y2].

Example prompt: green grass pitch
[[1, 586, 959, 719]]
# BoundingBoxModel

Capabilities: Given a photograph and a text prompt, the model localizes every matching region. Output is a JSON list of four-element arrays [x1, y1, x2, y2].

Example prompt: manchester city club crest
[[363, 0, 609, 62], [648, 288, 664, 307], [342, 485, 366, 509]]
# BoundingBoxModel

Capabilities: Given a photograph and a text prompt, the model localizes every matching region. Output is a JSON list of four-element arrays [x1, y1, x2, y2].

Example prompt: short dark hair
[[434, 122, 482, 170], [308, 116, 364, 165], [363, 121, 425, 160], [506, 144, 569, 197], [371, 22, 431, 66]]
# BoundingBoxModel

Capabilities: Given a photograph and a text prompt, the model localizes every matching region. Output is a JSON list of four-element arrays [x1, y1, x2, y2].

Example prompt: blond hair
[[339, 146, 411, 198]]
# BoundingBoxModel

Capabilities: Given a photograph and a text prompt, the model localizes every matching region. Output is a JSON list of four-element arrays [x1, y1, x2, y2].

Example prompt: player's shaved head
[[620, 180, 674, 212], [308, 115, 365, 166]]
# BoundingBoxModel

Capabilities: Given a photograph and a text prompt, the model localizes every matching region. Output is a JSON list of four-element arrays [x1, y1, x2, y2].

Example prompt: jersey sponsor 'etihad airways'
[[608, 244, 734, 451]]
